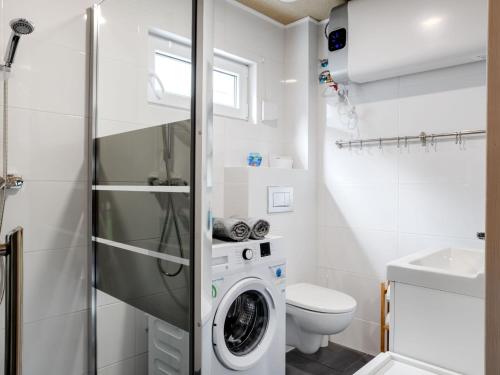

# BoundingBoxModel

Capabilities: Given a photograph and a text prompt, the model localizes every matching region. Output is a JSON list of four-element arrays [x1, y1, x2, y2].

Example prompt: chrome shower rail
[[335, 129, 486, 149]]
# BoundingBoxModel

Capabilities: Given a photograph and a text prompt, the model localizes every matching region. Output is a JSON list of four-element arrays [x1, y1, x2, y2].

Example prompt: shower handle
[[0, 227, 23, 375]]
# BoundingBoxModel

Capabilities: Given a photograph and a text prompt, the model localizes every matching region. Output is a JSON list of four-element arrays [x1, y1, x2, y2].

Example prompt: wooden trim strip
[[486, 1, 500, 373]]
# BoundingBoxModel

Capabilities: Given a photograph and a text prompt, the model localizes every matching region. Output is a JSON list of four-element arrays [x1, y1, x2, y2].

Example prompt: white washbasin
[[387, 247, 484, 298]]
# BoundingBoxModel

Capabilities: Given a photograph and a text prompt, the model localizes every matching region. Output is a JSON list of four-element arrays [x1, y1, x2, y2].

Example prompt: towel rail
[[335, 129, 486, 149]]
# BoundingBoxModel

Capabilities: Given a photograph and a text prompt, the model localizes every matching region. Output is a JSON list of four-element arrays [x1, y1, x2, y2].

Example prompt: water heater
[[328, 0, 488, 84]]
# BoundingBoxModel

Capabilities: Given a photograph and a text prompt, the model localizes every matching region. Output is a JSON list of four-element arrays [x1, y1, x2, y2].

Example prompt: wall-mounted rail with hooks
[[335, 129, 486, 149]]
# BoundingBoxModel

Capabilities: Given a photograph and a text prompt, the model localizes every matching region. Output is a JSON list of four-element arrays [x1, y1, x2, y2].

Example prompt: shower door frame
[[86, 1, 214, 373]]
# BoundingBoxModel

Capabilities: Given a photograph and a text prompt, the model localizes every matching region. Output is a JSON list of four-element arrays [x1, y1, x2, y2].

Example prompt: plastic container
[[269, 155, 293, 169]]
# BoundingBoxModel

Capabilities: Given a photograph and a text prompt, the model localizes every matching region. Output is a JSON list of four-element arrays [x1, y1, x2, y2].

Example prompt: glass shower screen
[[88, 1, 205, 373]]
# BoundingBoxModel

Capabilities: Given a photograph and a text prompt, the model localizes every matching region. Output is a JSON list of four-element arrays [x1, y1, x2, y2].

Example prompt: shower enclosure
[[88, 1, 213, 373]]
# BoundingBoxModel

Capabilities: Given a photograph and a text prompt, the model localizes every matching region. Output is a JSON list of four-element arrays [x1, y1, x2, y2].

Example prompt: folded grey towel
[[213, 218, 251, 242], [238, 217, 270, 240]]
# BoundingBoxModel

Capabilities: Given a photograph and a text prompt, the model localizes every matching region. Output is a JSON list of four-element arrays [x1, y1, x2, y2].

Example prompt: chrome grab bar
[[0, 227, 23, 375]]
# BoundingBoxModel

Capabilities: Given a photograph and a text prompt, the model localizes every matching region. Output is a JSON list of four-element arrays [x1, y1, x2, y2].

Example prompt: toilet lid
[[286, 283, 357, 314]]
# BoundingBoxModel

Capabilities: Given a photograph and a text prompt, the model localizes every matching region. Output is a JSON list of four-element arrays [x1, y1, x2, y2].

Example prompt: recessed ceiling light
[[421, 16, 443, 29], [280, 0, 297, 3]]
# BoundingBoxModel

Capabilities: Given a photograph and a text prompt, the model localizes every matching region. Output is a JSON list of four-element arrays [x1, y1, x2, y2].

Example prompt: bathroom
[[0, 0, 495, 374]]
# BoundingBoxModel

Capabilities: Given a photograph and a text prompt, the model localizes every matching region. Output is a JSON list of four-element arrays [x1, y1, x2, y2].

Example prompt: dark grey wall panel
[[95, 121, 191, 186], [95, 242, 190, 331], [94, 190, 190, 259]]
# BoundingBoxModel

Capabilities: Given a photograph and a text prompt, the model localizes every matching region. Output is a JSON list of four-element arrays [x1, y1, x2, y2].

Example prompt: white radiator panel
[[148, 317, 189, 375]]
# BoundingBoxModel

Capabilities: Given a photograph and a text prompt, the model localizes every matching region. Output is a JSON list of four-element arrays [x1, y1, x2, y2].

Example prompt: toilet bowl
[[286, 283, 356, 354]]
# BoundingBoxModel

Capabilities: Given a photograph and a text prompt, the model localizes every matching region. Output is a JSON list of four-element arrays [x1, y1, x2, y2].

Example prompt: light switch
[[268, 186, 294, 213]]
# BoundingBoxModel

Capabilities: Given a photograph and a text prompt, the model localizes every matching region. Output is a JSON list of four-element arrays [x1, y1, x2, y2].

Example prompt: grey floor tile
[[293, 344, 366, 372], [286, 351, 335, 375], [342, 356, 373, 375], [286, 343, 374, 375]]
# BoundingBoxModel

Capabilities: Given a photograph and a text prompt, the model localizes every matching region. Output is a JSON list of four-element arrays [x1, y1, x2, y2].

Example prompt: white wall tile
[[98, 58, 138, 124], [212, 183, 225, 217], [322, 268, 380, 323], [97, 357, 135, 375], [5, 40, 87, 116], [397, 139, 486, 185], [2, 181, 86, 252], [223, 183, 248, 217], [134, 309, 148, 355], [318, 226, 398, 280], [98, 0, 143, 65], [322, 183, 398, 232], [331, 318, 380, 356], [96, 290, 121, 308], [24, 246, 87, 323], [8, 108, 86, 182], [135, 353, 147, 375], [398, 86, 487, 135], [398, 182, 485, 238], [97, 302, 136, 368], [23, 311, 87, 375]]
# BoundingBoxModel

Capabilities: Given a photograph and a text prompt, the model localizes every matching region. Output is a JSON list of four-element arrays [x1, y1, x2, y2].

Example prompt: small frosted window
[[213, 69, 238, 108], [155, 53, 191, 97], [150, 37, 250, 120]]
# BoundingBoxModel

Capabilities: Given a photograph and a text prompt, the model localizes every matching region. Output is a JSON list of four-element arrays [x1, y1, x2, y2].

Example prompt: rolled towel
[[213, 218, 251, 242], [243, 217, 270, 240]]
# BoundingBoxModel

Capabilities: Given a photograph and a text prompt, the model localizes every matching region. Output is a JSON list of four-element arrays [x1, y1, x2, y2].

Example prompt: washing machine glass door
[[213, 277, 278, 371]]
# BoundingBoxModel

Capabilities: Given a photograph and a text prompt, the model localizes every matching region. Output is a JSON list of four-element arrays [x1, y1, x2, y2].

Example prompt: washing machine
[[210, 236, 286, 375]]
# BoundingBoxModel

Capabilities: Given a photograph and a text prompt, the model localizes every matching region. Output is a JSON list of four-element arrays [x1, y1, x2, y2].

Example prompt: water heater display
[[329, 28, 347, 52]]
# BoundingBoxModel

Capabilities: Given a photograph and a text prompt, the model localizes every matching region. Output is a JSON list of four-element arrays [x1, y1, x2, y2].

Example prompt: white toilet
[[286, 283, 357, 354]]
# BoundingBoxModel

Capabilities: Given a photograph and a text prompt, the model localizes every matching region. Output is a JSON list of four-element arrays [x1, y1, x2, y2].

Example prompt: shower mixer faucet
[[0, 175, 23, 190]]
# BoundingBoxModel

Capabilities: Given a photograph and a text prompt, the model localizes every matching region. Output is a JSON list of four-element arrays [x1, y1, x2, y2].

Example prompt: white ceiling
[[236, 0, 345, 25]]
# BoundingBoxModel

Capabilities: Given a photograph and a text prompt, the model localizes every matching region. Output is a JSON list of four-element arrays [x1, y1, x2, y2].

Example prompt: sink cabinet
[[389, 281, 484, 375]]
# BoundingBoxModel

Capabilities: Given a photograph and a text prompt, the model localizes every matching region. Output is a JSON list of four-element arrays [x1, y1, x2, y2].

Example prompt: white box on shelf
[[269, 155, 293, 169]]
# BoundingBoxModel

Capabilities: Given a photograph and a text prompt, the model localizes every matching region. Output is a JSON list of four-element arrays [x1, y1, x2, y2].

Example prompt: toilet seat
[[286, 283, 356, 314]]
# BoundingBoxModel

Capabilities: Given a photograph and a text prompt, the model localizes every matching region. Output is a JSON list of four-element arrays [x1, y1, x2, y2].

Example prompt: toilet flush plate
[[268, 186, 294, 213], [354, 352, 461, 375]]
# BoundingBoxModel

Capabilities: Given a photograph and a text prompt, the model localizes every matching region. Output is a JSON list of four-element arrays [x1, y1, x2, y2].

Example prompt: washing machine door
[[212, 277, 278, 371]]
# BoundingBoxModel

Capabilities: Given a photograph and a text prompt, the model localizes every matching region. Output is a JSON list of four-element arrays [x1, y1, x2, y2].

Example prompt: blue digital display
[[328, 28, 347, 52]]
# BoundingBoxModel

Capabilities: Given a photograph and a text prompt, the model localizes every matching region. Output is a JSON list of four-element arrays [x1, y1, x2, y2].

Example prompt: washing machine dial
[[242, 248, 254, 260]]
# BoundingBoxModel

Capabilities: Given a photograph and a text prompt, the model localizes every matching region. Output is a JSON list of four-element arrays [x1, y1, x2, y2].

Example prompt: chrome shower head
[[10, 19, 35, 35], [4, 18, 34, 68]]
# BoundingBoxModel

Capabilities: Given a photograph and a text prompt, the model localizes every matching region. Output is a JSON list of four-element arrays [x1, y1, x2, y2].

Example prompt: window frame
[[148, 31, 250, 120]]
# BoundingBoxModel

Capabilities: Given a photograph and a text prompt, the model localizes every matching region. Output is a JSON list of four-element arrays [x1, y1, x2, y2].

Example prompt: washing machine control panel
[[212, 237, 285, 275], [236, 242, 273, 263]]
